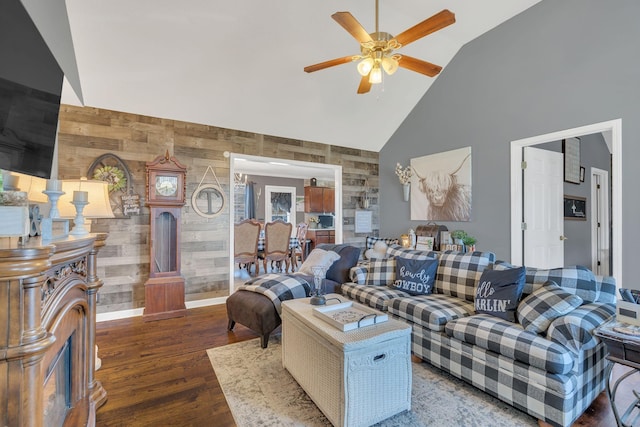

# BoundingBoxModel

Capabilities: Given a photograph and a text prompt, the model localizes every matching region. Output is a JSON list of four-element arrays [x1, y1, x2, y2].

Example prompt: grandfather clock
[[144, 151, 187, 321]]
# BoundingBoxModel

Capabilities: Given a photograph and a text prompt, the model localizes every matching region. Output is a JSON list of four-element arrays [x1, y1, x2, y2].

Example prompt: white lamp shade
[[9, 173, 48, 203], [369, 65, 383, 84], [357, 57, 374, 76], [58, 179, 115, 218], [381, 56, 399, 75]]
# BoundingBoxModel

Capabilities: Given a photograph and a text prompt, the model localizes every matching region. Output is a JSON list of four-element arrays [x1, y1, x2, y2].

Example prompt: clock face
[[155, 176, 178, 197]]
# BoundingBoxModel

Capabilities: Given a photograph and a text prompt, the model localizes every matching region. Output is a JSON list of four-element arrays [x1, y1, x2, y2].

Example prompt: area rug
[[207, 335, 537, 427]]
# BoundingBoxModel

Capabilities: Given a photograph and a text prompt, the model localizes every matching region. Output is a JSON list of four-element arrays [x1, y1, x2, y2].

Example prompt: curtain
[[244, 181, 256, 219]]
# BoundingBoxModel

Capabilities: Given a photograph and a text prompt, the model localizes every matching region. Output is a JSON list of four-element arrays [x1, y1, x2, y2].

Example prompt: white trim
[[186, 296, 227, 308], [96, 297, 228, 322], [591, 167, 610, 275], [97, 308, 143, 322], [510, 119, 622, 287], [264, 185, 297, 228], [228, 153, 343, 295]]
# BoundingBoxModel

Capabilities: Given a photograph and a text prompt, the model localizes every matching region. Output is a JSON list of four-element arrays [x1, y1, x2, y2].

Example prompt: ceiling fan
[[303, 1, 455, 94]]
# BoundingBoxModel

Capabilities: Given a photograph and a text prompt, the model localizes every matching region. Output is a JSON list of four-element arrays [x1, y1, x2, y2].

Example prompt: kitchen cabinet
[[307, 229, 335, 249], [304, 186, 334, 213]]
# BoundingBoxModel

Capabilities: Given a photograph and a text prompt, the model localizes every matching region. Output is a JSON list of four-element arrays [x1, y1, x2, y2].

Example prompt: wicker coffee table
[[281, 295, 412, 427]]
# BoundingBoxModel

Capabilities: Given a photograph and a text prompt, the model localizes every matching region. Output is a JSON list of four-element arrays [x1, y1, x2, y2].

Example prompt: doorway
[[265, 185, 296, 229], [591, 167, 610, 276], [510, 119, 621, 287], [228, 153, 343, 292]]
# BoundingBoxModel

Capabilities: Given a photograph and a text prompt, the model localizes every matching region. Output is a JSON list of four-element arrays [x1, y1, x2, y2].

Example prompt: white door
[[591, 168, 610, 275], [265, 185, 296, 233], [523, 147, 564, 268]]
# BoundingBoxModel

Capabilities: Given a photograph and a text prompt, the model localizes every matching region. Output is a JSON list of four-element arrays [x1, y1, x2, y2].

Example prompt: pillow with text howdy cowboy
[[389, 257, 438, 296], [474, 266, 526, 322]]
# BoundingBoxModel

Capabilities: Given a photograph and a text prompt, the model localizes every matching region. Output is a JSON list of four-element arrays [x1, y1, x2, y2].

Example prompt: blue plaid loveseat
[[341, 246, 616, 427]]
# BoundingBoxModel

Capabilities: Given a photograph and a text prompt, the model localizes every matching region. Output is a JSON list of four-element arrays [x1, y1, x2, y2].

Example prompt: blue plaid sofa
[[341, 245, 616, 427]]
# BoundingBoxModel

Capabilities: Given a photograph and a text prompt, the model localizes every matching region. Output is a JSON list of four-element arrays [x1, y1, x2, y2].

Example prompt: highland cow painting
[[410, 147, 472, 222]]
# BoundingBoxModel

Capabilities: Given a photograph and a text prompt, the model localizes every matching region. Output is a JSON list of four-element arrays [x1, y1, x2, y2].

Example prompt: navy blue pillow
[[390, 257, 438, 296], [475, 266, 526, 322], [324, 245, 361, 284]]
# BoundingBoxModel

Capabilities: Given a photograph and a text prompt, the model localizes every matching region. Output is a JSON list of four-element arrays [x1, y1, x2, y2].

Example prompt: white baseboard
[[96, 296, 228, 322], [186, 296, 227, 308]]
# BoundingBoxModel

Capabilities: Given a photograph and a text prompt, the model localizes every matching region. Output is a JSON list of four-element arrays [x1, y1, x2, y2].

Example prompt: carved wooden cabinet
[[0, 234, 107, 427]]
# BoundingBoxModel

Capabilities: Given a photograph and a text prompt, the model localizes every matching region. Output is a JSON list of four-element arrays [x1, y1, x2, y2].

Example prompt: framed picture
[[410, 146, 472, 222], [563, 137, 581, 184], [564, 195, 587, 220], [580, 166, 585, 183], [416, 236, 434, 251]]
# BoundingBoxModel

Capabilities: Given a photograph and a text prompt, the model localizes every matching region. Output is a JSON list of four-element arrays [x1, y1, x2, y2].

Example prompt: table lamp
[[58, 178, 114, 235]]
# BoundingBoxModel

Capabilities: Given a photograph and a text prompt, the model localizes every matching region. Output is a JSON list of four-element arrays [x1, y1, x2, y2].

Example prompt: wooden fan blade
[[332, 12, 373, 44], [393, 9, 455, 47], [357, 75, 372, 94], [304, 56, 355, 73], [398, 55, 442, 77]]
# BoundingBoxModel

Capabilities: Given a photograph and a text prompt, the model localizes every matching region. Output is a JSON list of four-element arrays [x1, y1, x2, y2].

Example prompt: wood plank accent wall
[[56, 105, 379, 314]]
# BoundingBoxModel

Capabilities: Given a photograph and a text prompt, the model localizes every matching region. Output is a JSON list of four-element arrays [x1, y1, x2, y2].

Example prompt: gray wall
[[380, 0, 638, 286]]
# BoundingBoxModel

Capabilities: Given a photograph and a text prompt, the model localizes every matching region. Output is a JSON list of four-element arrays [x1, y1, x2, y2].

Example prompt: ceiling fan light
[[382, 56, 399, 75], [357, 57, 374, 76], [369, 65, 382, 84]]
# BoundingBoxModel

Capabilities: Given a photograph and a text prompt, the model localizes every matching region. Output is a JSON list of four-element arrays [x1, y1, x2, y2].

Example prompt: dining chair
[[260, 220, 293, 273], [234, 219, 261, 276], [290, 222, 309, 272]]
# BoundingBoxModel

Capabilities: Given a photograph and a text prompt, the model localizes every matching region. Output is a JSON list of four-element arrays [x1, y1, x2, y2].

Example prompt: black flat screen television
[[0, 0, 64, 179]]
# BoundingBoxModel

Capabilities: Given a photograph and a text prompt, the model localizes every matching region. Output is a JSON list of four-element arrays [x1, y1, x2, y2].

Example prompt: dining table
[[257, 236, 300, 252]]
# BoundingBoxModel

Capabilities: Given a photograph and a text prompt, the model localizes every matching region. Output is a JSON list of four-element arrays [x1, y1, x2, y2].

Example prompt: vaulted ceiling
[[59, 0, 541, 152]]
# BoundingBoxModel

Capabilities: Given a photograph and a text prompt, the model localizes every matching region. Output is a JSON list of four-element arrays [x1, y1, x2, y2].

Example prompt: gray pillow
[[517, 280, 583, 334], [474, 266, 526, 322], [325, 245, 361, 283]]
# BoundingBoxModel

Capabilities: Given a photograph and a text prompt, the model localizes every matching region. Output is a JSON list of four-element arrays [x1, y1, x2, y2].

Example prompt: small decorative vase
[[309, 222, 317, 229], [402, 183, 410, 202]]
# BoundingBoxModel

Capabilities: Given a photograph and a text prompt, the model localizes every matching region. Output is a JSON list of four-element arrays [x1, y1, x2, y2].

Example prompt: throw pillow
[[389, 257, 438, 296], [325, 245, 361, 284], [364, 241, 388, 260], [365, 258, 396, 286], [474, 266, 526, 322], [524, 265, 599, 303], [517, 280, 583, 334], [386, 244, 438, 260], [297, 249, 341, 276], [365, 236, 399, 250]]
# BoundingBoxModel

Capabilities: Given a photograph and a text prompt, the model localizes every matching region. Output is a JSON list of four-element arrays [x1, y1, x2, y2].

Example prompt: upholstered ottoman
[[226, 290, 280, 348], [226, 244, 362, 348]]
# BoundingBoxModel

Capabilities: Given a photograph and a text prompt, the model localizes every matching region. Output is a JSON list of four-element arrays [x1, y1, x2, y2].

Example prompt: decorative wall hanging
[[88, 153, 137, 217], [563, 137, 581, 184], [410, 147, 472, 222], [564, 195, 587, 220], [192, 165, 226, 218]]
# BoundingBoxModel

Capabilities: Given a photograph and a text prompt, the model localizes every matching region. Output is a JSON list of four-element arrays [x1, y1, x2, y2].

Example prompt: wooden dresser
[[0, 234, 107, 427]]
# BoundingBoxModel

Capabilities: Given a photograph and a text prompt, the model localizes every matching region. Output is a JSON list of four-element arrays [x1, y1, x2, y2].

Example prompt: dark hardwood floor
[[95, 304, 630, 426]]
